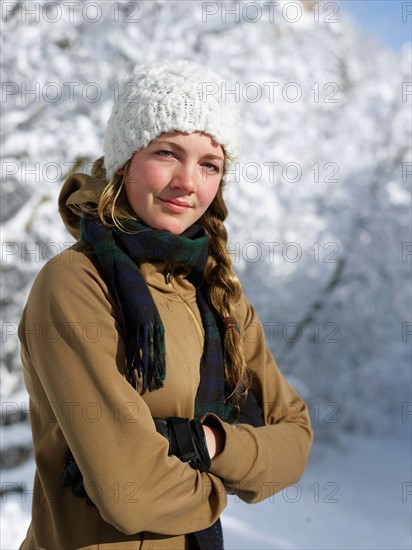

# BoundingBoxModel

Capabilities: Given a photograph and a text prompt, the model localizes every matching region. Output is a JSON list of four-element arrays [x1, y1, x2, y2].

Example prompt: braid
[[199, 187, 252, 400]]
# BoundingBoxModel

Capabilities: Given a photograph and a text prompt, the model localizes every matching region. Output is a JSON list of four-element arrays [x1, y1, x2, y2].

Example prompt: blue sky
[[338, 0, 411, 50]]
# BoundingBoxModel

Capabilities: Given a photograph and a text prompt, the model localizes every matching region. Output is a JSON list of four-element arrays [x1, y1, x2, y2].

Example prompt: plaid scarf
[[80, 215, 263, 550]]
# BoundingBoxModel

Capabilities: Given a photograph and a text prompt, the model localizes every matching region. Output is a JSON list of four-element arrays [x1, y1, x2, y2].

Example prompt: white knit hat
[[103, 59, 241, 180]]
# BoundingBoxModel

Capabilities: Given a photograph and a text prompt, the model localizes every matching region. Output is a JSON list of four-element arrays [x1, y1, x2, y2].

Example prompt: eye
[[156, 150, 174, 157], [203, 162, 221, 173]]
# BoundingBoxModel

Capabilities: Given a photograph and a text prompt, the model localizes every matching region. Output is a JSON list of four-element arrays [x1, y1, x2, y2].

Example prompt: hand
[[153, 417, 211, 472]]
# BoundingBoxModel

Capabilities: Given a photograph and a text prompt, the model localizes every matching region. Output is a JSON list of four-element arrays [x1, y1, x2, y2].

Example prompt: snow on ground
[[1, 427, 410, 550], [223, 426, 412, 549]]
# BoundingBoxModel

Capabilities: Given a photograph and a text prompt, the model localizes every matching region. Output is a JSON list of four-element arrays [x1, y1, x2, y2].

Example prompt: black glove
[[61, 451, 94, 506], [153, 417, 211, 472]]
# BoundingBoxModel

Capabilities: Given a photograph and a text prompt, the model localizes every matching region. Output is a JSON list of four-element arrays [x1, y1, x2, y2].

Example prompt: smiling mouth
[[158, 198, 193, 211]]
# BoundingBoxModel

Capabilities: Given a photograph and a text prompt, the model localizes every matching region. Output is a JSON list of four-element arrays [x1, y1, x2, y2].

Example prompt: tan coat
[[18, 172, 313, 549]]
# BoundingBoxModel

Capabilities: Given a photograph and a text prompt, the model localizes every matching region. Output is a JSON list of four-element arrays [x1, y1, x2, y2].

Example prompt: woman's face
[[120, 131, 225, 235]]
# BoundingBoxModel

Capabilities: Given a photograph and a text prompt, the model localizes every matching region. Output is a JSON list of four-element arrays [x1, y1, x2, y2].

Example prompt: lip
[[158, 198, 193, 212]]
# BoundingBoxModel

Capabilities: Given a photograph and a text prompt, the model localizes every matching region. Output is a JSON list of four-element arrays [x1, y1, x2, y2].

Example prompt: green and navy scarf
[[80, 215, 263, 550]]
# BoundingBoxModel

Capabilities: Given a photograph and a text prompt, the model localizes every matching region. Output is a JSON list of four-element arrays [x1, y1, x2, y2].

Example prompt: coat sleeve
[[202, 293, 313, 503], [18, 248, 227, 536]]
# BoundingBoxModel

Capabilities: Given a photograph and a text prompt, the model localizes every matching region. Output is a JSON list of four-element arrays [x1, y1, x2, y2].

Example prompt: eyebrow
[[203, 153, 225, 162], [152, 140, 225, 162]]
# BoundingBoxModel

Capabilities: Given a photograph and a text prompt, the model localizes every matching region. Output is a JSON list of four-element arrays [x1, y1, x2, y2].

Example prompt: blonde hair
[[198, 188, 252, 400], [90, 155, 251, 400]]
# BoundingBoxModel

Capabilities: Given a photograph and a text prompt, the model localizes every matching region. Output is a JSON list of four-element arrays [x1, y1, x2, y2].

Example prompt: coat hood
[[58, 157, 107, 239]]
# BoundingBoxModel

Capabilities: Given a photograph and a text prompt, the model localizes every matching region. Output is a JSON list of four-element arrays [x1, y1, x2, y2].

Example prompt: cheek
[[200, 179, 221, 208], [124, 165, 160, 200], [124, 181, 140, 205]]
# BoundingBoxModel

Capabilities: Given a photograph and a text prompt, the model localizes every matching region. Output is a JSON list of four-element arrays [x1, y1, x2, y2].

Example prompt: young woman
[[18, 60, 313, 550]]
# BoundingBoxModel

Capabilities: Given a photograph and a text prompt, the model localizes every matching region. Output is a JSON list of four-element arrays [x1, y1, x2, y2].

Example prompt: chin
[[153, 221, 189, 235], [165, 226, 188, 235]]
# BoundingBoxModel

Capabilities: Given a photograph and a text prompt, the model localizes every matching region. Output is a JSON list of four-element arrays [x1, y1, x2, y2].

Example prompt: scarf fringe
[[129, 322, 166, 393]]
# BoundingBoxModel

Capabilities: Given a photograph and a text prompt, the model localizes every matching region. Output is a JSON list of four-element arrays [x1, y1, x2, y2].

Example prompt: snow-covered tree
[[1, 1, 411, 458]]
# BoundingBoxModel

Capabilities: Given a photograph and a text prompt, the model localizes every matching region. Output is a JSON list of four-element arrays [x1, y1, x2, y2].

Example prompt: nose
[[170, 162, 198, 193]]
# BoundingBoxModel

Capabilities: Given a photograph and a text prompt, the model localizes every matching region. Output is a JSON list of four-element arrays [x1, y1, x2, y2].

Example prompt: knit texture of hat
[[103, 60, 241, 180]]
